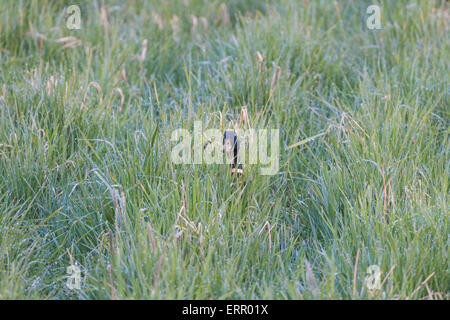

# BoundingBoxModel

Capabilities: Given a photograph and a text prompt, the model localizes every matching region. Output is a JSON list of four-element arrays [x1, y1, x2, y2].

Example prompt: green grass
[[0, 0, 448, 300]]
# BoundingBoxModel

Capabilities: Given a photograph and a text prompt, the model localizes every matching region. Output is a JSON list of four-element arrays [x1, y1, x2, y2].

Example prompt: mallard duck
[[223, 130, 243, 176]]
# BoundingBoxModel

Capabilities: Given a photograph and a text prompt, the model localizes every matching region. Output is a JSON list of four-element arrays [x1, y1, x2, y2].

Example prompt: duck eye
[[224, 140, 231, 151]]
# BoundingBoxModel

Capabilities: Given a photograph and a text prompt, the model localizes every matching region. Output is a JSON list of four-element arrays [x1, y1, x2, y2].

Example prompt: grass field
[[0, 0, 448, 300]]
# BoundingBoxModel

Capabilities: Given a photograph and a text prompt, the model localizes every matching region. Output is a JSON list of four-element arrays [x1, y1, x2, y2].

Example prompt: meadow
[[0, 0, 448, 299]]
